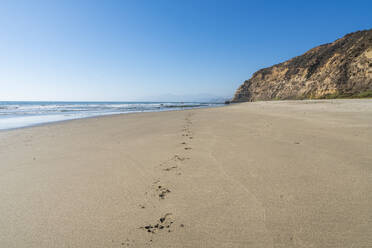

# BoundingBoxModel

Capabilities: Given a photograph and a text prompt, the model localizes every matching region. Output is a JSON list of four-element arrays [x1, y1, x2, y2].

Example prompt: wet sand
[[0, 99, 371, 247]]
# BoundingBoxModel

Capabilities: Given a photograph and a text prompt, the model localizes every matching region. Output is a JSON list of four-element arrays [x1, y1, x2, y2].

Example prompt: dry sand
[[0, 99, 371, 247]]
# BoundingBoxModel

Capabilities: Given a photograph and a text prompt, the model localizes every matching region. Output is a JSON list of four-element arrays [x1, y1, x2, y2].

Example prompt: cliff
[[232, 29, 372, 102]]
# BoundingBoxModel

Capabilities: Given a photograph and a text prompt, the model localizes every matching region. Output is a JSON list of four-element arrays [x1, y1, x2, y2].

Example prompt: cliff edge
[[232, 29, 372, 102]]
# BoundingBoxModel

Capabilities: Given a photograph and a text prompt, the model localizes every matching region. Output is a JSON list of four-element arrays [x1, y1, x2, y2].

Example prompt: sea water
[[0, 101, 223, 130]]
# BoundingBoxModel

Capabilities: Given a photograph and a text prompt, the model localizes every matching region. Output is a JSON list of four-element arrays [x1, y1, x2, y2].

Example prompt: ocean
[[0, 101, 224, 130]]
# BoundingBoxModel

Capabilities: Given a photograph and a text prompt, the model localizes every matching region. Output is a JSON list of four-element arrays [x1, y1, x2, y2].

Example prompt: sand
[[0, 99, 371, 247]]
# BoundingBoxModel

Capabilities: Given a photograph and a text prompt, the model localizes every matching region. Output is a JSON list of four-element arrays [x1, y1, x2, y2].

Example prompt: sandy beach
[[0, 99, 371, 248]]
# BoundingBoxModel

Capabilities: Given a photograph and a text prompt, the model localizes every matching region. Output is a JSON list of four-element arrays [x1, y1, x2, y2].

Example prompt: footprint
[[141, 213, 174, 234], [153, 183, 171, 200], [163, 165, 178, 171], [159, 155, 189, 173], [173, 155, 189, 161], [160, 155, 189, 164], [157, 186, 171, 199]]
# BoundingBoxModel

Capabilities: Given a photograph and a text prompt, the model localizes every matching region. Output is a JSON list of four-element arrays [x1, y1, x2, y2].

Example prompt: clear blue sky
[[0, 0, 371, 101]]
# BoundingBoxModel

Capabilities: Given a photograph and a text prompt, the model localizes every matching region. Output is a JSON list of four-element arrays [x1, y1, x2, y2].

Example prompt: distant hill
[[232, 29, 372, 102]]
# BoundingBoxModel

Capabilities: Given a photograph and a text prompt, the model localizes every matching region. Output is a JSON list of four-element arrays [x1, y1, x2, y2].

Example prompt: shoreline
[[3, 98, 371, 133], [1, 99, 371, 247], [1, 98, 368, 133], [0, 104, 225, 132]]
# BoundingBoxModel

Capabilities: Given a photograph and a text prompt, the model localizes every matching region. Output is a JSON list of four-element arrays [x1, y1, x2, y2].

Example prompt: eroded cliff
[[232, 29, 372, 102]]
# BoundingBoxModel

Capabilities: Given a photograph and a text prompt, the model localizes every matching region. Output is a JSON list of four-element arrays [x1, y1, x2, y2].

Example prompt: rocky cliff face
[[232, 29, 372, 102]]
